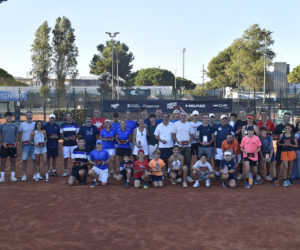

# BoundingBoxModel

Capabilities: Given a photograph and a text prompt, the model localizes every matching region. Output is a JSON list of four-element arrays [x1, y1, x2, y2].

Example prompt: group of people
[[0, 107, 299, 189]]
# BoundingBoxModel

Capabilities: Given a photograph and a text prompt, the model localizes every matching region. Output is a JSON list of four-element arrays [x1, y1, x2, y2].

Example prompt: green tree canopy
[[288, 65, 300, 84], [0, 68, 13, 79], [134, 68, 175, 87], [90, 40, 134, 87], [175, 77, 196, 94]]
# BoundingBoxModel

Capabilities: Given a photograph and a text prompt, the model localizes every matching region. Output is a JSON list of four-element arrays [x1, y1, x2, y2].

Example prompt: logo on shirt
[[218, 127, 222, 131], [86, 129, 94, 135]]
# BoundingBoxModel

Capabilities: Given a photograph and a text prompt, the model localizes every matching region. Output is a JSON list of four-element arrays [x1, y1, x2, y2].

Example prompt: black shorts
[[121, 167, 133, 179], [151, 175, 163, 182], [116, 148, 131, 157], [191, 143, 199, 156], [244, 157, 258, 166], [71, 166, 88, 179], [0, 146, 17, 158], [47, 147, 59, 158], [159, 148, 173, 160]]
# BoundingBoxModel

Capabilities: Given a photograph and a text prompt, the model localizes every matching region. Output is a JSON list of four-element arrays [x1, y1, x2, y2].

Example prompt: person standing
[[0, 112, 18, 182], [190, 110, 202, 157], [60, 112, 79, 177], [44, 114, 60, 177], [292, 121, 300, 180], [111, 112, 120, 131], [172, 112, 194, 183], [155, 109, 163, 124], [18, 111, 36, 181], [241, 115, 259, 137], [257, 110, 275, 135], [133, 118, 149, 158], [125, 110, 138, 151], [140, 107, 150, 126], [148, 114, 158, 160], [171, 109, 180, 123], [79, 115, 98, 154], [91, 109, 105, 134]]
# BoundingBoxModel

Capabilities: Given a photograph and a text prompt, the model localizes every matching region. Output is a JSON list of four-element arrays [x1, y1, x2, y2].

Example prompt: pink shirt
[[240, 135, 261, 161]]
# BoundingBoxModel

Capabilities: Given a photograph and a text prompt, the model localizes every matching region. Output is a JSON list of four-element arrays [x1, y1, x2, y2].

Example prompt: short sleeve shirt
[[133, 159, 149, 179], [172, 121, 194, 147], [192, 160, 213, 174], [89, 149, 110, 170], [240, 135, 261, 161], [148, 158, 165, 176], [154, 122, 174, 148], [214, 124, 234, 148], [60, 122, 79, 147], [18, 121, 36, 142], [197, 124, 214, 146], [0, 123, 18, 143]]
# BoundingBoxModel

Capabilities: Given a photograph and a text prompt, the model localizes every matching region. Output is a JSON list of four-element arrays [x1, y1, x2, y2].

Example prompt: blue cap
[[96, 140, 102, 144]]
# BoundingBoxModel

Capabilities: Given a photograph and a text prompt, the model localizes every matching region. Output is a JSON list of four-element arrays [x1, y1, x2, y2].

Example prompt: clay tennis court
[[1, 147, 300, 249]]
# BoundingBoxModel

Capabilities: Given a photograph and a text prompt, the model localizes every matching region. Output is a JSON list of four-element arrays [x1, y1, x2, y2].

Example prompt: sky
[[0, 0, 299, 84]]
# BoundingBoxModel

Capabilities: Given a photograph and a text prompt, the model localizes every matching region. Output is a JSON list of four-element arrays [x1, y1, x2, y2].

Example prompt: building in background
[[268, 62, 290, 92]]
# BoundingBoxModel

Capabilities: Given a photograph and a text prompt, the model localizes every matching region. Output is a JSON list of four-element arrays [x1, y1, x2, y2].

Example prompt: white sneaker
[[237, 173, 243, 180], [0, 176, 5, 183], [62, 170, 68, 177], [193, 180, 199, 188], [183, 181, 188, 188], [113, 173, 118, 179], [21, 175, 27, 181], [171, 179, 177, 185], [33, 174, 37, 180], [186, 176, 194, 183], [256, 174, 261, 181], [206, 179, 211, 187], [266, 175, 272, 181], [10, 176, 18, 182], [177, 177, 182, 183]]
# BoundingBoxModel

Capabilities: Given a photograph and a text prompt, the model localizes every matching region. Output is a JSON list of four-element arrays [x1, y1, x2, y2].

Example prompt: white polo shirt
[[154, 122, 174, 148], [172, 120, 194, 147]]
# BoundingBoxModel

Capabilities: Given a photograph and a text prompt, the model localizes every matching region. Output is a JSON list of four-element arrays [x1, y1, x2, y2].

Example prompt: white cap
[[220, 114, 228, 119], [224, 151, 232, 156], [173, 110, 180, 114], [104, 119, 111, 123], [49, 114, 56, 119], [209, 113, 215, 118], [192, 110, 199, 116]]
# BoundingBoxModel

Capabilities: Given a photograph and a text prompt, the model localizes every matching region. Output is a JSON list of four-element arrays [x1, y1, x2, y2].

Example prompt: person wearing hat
[[220, 151, 237, 188], [241, 115, 259, 138], [213, 114, 234, 176], [44, 114, 60, 177], [79, 115, 98, 154], [209, 113, 218, 132], [171, 109, 181, 123], [240, 126, 262, 188], [88, 139, 110, 187], [190, 110, 202, 157]]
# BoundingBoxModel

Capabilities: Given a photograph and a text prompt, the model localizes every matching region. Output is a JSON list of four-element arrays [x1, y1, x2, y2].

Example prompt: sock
[[93, 178, 97, 182], [53, 169, 56, 173], [46, 173, 49, 179], [11, 172, 15, 177], [0, 172, 4, 178], [37, 173, 40, 178]]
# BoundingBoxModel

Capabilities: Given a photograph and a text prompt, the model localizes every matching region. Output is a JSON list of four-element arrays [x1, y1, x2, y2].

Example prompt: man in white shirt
[[172, 112, 194, 184], [154, 113, 174, 169], [190, 110, 202, 157]]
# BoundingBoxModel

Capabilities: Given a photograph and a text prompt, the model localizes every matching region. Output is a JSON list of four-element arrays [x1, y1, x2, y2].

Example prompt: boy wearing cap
[[44, 114, 60, 177], [220, 151, 237, 188], [171, 109, 180, 123], [209, 113, 219, 132], [240, 126, 261, 188], [133, 149, 149, 189], [88, 140, 110, 187], [190, 110, 202, 157]]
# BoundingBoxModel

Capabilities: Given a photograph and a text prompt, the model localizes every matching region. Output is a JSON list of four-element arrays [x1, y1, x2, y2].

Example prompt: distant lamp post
[[182, 48, 186, 79], [237, 42, 244, 103], [262, 31, 273, 106], [105, 32, 119, 99]]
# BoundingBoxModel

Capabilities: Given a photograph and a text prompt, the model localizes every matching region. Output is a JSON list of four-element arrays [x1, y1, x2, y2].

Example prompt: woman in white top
[[133, 118, 149, 158]]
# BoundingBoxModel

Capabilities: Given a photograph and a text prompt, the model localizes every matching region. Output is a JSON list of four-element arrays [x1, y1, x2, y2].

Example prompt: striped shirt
[[71, 147, 90, 165], [60, 122, 79, 146]]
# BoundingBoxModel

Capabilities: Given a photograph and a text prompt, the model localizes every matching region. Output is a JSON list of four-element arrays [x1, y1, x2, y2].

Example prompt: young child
[[148, 149, 166, 188], [220, 151, 236, 188], [168, 145, 188, 186], [133, 149, 149, 189], [88, 140, 110, 187], [277, 124, 298, 187], [69, 138, 90, 186], [120, 154, 134, 188], [30, 120, 48, 182], [191, 153, 214, 188]]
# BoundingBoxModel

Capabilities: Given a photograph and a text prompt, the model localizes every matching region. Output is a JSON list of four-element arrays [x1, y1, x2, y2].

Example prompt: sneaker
[[21, 175, 27, 182], [237, 173, 243, 181], [171, 179, 177, 185], [253, 177, 259, 185], [113, 173, 118, 179], [0, 176, 5, 183], [33, 174, 37, 180], [205, 179, 211, 187], [183, 181, 188, 188], [10, 176, 18, 182], [90, 181, 98, 187], [45, 177, 49, 182], [62, 170, 68, 177], [143, 184, 148, 189], [186, 176, 194, 183], [245, 181, 250, 189], [177, 177, 182, 183], [193, 180, 199, 188], [274, 180, 280, 187], [288, 178, 292, 186], [222, 182, 228, 188], [52, 171, 59, 177], [258, 178, 265, 185], [266, 175, 272, 181], [125, 181, 130, 188], [256, 174, 261, 181], [283, 180, 289, 187]]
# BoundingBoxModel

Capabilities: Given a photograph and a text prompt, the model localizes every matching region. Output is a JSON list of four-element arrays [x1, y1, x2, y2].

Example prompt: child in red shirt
[[133, 149, 149, 189]]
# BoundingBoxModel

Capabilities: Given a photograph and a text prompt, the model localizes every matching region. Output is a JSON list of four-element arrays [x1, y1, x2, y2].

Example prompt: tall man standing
[[92, 109, 105, 134], [79, 115, 98, 154]]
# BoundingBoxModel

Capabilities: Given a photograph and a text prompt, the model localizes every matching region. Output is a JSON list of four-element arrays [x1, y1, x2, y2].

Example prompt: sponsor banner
[[0, 91, 27, 101], [103, 99, 232, 113]]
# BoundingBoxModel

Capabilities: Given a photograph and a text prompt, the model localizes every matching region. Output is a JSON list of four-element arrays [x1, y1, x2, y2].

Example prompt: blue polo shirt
[[197, 124, 214, 147], [220, 158, 236, 171], [116, 128, 132, 149], [79, 125, 98, 153], [155, 119, 163, 125], [259, 135, 273, 153], [100, 128, 116, 150], [60, 122, 79, 146], [111, 122, 120, 131], [215, 124, 234, 148], [44, 122, 60, 148], [125, 120, 138, 133], [90, 149, 110, 170]]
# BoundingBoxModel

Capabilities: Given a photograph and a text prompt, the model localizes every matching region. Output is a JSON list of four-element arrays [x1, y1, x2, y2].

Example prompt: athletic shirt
[[243, 124, 257, 136], [220, 159, 236, 171], [214, 124, 234, 148], [136, 127, 148, 148], [235, 119, 247, 143], [259, 135, 273, 153], [71, 147, 90, 165], [148, 124, 158, 146], [78, 125, 98, 153], [89, 149, 110, 170], [60, 122, 79, 146], [100, 128, 116, 150], [197, 124, 214, 147], [190, 121, 202, 144], [133, 159, 149, 179], [34, 130, 45, 145], [126, 120, 138, 134], [280, 134, 296, 152], [170, 154, 183, 170], [295, 132, 300, 151], [120, 160, 134, 171], [116, 128, 131, 149]]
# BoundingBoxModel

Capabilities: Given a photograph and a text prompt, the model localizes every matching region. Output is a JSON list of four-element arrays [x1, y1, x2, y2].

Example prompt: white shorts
[[148, 144, 158, 159], [215, 148, 223, 160], [63, 146, 77, 158], [105, 148, 115, 156], [92, 166, 109, 183]]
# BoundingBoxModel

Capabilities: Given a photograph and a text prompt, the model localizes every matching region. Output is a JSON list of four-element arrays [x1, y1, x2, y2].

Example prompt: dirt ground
[[0, 146, 300, 250]]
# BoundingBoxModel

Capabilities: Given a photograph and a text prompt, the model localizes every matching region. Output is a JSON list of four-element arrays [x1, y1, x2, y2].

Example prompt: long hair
[[34, 120, 45, 131]]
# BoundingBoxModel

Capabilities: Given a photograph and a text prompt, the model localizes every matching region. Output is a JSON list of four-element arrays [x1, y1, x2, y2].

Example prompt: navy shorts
[[244, 157, 258, 166], [191, 143, 199, 156], [151, 175, 163, 182], [275, 148, 282, 161], [116, 148, 131, 157], [121, 167, 133, 180], [71, 166, 88, 179], [159, 148, 173, 160], [0, 146, 17, 158], [47, 147, 59, 158]]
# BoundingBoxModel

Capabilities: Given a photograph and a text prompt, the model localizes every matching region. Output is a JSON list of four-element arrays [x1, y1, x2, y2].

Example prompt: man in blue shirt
[[88, 140, 110, 187], [155, 109, 163, 124], [44, 114, 60, 177], [60, 112, 79, 177], [125, 110, 138, 151], [79, 115, 98, 154], [111, 112, 120, 131]]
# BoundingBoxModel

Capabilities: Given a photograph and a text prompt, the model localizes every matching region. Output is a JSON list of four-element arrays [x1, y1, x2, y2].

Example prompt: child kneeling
[[220, 151, 237, 188], [149, 149, 166, 188], [192, 153, 214, 188], [133, 149, 149, 189]]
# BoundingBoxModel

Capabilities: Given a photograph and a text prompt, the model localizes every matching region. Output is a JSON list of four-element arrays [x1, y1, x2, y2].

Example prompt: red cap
[[247, 115, 254, 120], [138, 149, 144, 154]]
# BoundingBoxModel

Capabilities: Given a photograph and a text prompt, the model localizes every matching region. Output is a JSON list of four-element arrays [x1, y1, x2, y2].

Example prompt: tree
[[175, 77, 196, 94], [0, 0, 8, 4], [134, 68, 175, 87], [189, 85, 209, 96], [90, 40, 134, 88], [52, 16, 78, 107], [0, 68, 13, 79], [0, 68, 28, 86], [31, 21, 52, 98], [288, 65, 300, 84]]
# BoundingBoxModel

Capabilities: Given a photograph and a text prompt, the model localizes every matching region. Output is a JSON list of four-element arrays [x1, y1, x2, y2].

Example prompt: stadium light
[[263, 31, 273, 106]]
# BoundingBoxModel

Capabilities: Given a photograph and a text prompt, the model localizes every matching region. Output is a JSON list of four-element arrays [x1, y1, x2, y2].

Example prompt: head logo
[[111, 103, 120, 109], [167, 102, 177, 109]]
